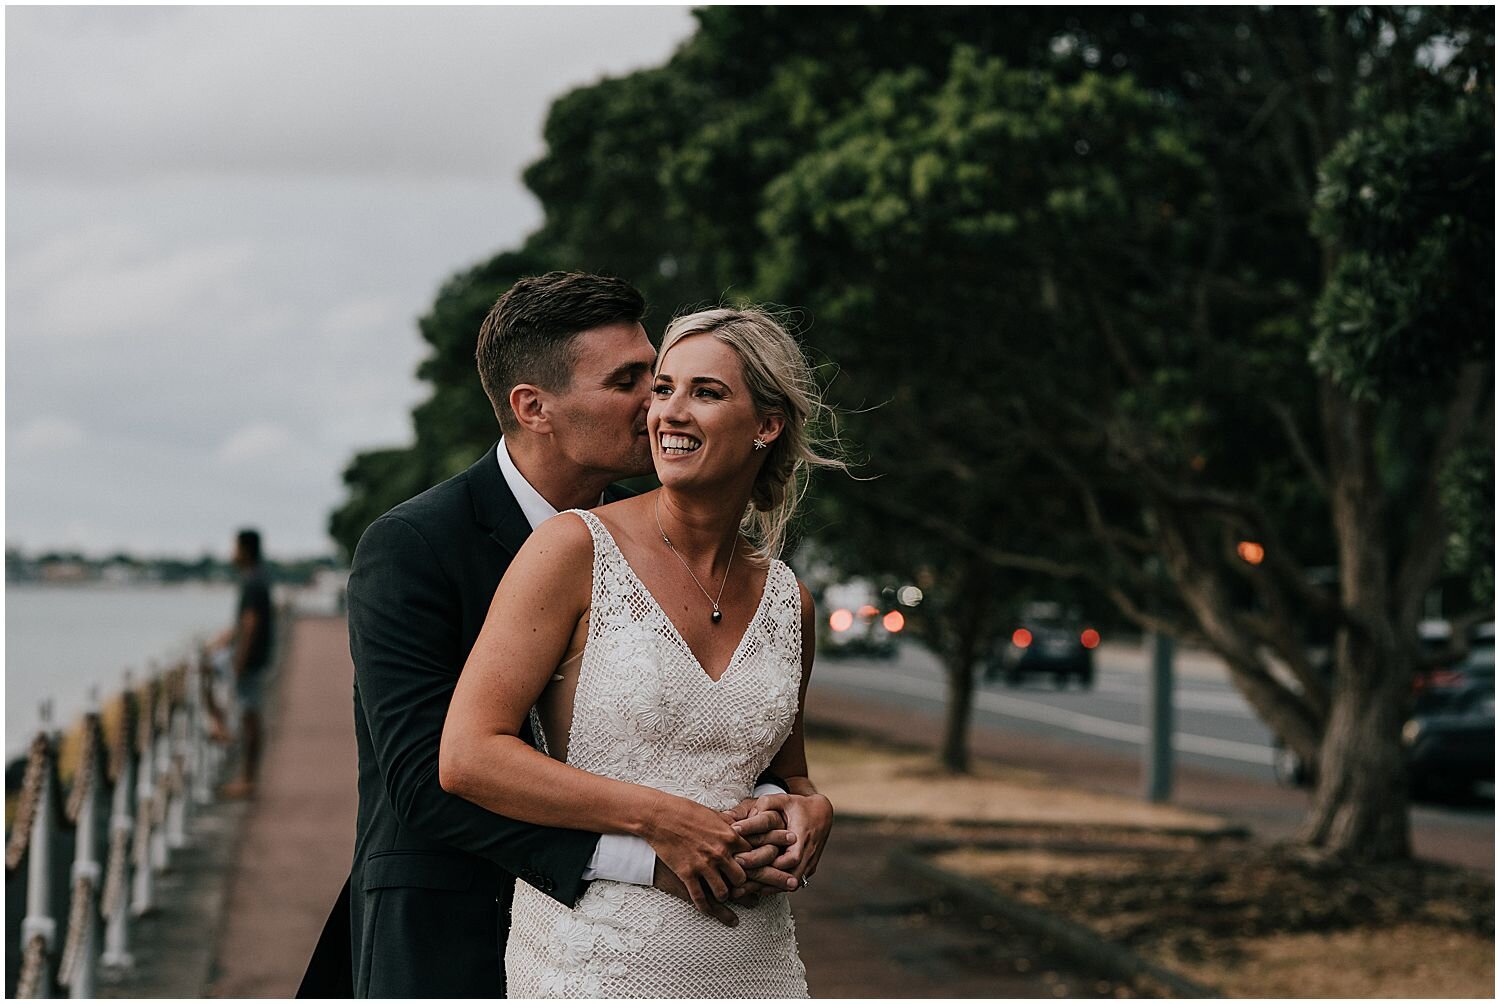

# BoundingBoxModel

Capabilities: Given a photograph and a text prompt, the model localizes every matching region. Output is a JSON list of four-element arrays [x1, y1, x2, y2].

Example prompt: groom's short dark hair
[[477, 271, 647, 434]]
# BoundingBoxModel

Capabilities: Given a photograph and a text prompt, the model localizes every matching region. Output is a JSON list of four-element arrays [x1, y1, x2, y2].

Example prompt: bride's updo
[[657, 307, 846, 559]]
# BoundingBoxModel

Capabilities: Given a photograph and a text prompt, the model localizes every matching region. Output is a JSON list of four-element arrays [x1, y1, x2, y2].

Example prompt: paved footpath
[[207, 616, 1119, 998], [210, 616, 358, 996]]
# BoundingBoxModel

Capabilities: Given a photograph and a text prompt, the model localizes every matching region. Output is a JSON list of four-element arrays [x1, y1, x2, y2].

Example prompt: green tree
[[1296, 50, 1493, 851], [752, 49, 1213, 772], [743, 10, 1492, 859]]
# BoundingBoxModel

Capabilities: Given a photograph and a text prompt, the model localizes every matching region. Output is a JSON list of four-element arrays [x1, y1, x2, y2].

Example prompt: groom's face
[[545, 321, 657, 480]]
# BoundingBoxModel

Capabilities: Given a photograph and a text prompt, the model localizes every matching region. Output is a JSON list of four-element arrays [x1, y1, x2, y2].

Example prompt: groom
[[301, 272, 801, 998]]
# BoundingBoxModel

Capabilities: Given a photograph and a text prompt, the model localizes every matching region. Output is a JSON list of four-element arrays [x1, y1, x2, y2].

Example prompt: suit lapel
[[467, 442, 643, 558], [602, 482, 640, 504], [466, 443, 533, 559]]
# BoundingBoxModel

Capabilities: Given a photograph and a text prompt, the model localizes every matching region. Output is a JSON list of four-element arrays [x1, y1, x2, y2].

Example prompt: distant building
[[40, 561, 89, 583]]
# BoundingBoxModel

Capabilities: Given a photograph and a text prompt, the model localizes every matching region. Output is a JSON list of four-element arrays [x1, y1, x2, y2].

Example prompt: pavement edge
[[889, 840, 1220, 999]]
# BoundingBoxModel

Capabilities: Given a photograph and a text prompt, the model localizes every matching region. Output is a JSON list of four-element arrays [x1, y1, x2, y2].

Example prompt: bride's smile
[[648, 333, 783, 490]]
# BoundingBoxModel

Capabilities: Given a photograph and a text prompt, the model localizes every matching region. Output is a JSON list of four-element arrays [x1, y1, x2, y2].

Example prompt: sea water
[[5, 582, 240, 757]]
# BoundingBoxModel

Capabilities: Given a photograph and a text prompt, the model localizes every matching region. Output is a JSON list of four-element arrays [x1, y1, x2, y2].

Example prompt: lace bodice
[[507, 508, 810, 998], [555, 509, 803, 805]]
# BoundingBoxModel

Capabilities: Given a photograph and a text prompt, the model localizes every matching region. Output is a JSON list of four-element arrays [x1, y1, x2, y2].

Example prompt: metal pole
[[131, 699, 156, 916], [1144, 632, 1175, 802], [166, 704, 189, 850], [22, 717, 57, 999], [102, 747, 136, 969], [67, 750, 101, 999], [192, 655, 215, 805], [151, 696, 170, 872]]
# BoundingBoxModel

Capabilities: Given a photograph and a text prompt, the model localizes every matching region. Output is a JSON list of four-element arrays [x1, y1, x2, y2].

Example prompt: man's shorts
[[235, 667, 268, 712]]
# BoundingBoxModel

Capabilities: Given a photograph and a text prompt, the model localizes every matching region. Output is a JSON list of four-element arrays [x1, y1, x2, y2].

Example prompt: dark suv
[[986, 602, 1099, 689]]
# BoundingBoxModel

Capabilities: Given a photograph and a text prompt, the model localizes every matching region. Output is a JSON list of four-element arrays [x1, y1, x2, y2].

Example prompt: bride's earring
[[753, 437, 768, 450]]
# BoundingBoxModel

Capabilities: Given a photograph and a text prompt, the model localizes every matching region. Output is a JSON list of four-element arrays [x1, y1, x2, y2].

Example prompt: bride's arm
[[439, 512, 751, 910], [759, 580, 834, 884]]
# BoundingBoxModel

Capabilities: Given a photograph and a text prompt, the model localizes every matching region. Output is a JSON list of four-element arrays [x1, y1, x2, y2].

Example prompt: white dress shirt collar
[[495, 437, 564, 532]]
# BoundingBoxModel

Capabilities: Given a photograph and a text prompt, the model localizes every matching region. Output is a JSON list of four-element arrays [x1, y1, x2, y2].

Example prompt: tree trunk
[[940, 661, 976, 773], [938, 559, 993, 774], [1299, 385, 1413, 860], [1298, 631, 1412, 860]]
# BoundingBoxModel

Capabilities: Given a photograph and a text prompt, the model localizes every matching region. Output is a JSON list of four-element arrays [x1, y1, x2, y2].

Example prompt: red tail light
[[858, 604, 879, 619], [1414, 668, 1462, 692], [1012, 628, 1033, 648], [830, 609, 854, 633], [882, 611, 905, 633], [1080, 628, 1100, 649]]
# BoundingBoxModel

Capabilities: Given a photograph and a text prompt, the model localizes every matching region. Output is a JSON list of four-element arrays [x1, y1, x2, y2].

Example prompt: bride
[[439, 307, 840, 997]]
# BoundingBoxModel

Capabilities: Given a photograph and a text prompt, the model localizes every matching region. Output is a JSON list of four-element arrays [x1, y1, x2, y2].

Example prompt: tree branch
[[1082, 286, 1148, 387], [1016, 424, 1156, 557], [1154, 510, 1325, 760], [1221, 527, 1332, 714], [1393, 360, 1493, 632], [857, 493, 1198, 639], [1268, 398, 1330, 497], [1102, 411, 1351, 625]]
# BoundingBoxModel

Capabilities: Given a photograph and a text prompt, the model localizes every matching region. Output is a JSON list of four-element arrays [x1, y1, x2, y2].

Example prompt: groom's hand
[[721, 800, 801, 899], [746, 792, 833, 885], [652, 859, 738, 927], [640, 793, 756, 922]]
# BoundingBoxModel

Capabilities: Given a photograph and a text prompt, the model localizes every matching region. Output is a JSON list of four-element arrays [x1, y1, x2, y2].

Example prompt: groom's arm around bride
[[300, 273, 792, 999]]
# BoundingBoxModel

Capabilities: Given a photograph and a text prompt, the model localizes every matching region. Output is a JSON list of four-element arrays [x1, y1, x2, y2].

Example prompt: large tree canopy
[[331, 7, 1494, 861]]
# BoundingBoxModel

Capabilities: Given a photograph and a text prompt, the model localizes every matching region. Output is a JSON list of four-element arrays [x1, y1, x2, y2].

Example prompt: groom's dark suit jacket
[[300, 444, 629, 998]]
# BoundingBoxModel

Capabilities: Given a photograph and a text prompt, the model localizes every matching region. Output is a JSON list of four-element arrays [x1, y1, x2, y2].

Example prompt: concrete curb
[[890, 841, 1220, 999], [839, 810, 1251, 841]]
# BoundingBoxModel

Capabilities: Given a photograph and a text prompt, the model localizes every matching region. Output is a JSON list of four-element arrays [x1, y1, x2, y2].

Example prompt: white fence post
[[150, 692, 171, 873], [20, 708, 58, 999], [166, 699, 189, 851], [130, 687, 156, 917], [62, 719, 102, 999]]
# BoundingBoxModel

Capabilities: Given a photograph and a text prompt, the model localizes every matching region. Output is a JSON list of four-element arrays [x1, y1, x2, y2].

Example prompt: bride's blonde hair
[[657, 307, 846, 559]]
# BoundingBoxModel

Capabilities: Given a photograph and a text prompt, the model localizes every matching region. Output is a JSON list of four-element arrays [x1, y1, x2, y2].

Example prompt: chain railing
[[5, 651, 232, 998]]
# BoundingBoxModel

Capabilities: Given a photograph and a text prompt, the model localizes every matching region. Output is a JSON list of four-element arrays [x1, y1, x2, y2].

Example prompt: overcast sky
[[6, 6, 698, 558]]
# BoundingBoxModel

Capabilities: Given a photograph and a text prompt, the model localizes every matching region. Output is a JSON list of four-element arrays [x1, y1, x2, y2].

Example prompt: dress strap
[[563, 508, 609, 550], [561, 509, 619, 610]]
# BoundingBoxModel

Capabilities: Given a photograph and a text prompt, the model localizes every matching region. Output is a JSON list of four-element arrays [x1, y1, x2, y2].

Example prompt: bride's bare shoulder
[[514, 510, 596, 576], [586, 492, 655, 545], [591, 490, 649, 521]]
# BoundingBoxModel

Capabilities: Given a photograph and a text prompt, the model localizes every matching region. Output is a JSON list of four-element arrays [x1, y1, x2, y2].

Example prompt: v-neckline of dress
[[589, 513, 774, 685]]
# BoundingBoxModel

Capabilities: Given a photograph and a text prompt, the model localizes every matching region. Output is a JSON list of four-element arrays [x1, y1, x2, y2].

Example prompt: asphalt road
[[809, 639, 1495, 873]]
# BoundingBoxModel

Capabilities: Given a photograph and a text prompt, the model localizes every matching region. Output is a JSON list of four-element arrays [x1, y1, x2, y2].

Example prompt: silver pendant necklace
[[654, 495, 733, 624]]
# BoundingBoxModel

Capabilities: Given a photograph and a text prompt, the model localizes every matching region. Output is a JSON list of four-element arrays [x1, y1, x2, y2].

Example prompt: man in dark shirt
[[219, 527, 274, 797]]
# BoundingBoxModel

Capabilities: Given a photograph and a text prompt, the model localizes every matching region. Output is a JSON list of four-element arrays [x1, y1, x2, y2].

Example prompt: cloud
[[9, 225, 258, 341], [213, 422, 295, 468], [317, 296, 404, 341], [10, 417, 86, 455], [6, 7, 697, 182], [4, 8, 697, 556]]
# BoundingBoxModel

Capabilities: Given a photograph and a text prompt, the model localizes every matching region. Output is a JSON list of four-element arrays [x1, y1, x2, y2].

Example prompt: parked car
[[1274, 635, 1496, 797], [1405, 668, 1495, 799], [820, 578, 902, 658], [986, 602, 1099, 689], [1412, 620, 1493, 696]]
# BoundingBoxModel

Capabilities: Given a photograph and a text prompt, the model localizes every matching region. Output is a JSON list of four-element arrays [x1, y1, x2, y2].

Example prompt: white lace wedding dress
[[506, 510, 810, 998]]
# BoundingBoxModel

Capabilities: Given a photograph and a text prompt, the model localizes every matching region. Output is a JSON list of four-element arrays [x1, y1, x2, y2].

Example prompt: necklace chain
[[654, 496, 733, 623]]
